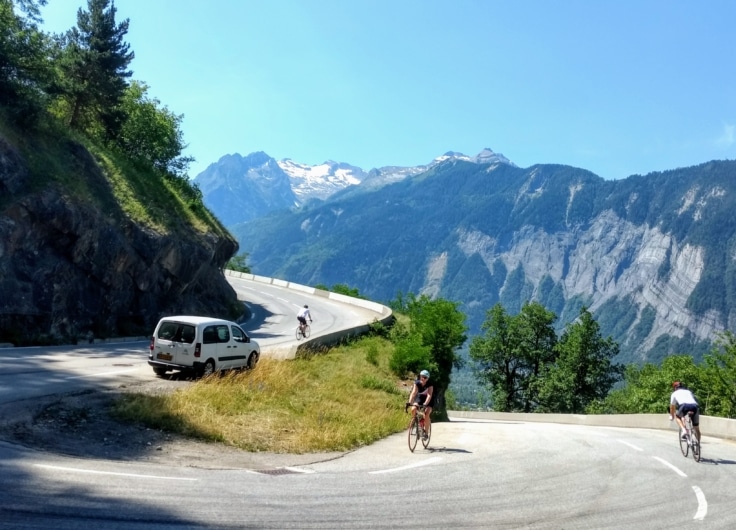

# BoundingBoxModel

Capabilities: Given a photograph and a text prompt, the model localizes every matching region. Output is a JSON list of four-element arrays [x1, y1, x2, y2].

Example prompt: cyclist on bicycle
[[297, 304, 312, 333], [407, 369, 434, 440], [669, 381, 701, 443]]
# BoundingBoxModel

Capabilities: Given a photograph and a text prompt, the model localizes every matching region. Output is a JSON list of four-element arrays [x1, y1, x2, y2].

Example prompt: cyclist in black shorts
[[669, 381, 701, 443], [408, 369, 434, 440]]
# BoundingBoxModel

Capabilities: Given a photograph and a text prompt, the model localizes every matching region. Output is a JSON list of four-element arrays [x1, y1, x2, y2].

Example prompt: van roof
[[158, 316, 237, 326]]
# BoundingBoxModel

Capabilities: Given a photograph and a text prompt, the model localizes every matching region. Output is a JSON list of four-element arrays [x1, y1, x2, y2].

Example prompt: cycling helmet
[[420, 369, 430, 378], [672, 381, 682, 389]]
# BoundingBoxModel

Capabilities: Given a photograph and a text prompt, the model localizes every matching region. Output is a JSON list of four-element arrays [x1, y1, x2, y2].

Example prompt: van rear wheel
[[153, 367, 168, 377], [201, 359, 216, 378]]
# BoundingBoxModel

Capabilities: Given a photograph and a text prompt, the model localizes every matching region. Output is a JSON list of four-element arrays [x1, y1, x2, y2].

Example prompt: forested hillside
[[0, 0, 239, 344]]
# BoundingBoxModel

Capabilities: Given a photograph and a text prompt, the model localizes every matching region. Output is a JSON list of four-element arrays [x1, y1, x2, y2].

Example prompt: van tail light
[[149, 336, 154, 352], [194, 343, 201, 358]]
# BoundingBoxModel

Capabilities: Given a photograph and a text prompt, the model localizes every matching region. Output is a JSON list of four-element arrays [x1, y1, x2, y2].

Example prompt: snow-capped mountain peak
[[277, 159, 366, 202], [433, 148, 516, 167], [195, 147, 516, 226]]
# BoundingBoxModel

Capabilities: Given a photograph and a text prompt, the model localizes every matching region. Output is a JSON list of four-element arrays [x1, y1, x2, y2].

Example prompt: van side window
[[202, 326, 218, 344], [157, 322, 178, 341], [180, 325, 195, 344], [216, 325, 230, 343], [231, 326, 247, 343]]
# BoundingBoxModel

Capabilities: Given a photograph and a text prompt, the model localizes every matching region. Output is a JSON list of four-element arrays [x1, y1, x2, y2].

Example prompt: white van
[[148, 316, 260, 377]]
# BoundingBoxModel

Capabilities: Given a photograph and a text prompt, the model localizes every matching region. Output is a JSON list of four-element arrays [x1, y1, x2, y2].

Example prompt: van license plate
[[157, 353, 172, 361]]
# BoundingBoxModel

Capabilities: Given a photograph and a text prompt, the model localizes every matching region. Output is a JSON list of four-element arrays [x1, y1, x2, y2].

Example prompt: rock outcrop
[[0, 136, 239, 345]]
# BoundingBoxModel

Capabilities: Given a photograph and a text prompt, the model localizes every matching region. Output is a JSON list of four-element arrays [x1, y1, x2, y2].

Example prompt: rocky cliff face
[[454, 209, 716, 360], [0, 136, 239, 345]]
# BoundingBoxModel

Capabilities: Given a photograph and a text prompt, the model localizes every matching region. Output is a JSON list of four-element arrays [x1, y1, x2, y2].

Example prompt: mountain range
[[196, 149, 736, 365], [194, 149, 514, 226]]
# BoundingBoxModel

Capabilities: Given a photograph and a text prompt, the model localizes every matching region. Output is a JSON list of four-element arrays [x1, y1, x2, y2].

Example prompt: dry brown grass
[[115, 335, 410, 453]]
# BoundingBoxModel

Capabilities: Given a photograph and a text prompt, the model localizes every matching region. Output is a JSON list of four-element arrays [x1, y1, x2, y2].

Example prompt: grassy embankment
[[0, 115, 228, 237], [114, 334, 411, 453]]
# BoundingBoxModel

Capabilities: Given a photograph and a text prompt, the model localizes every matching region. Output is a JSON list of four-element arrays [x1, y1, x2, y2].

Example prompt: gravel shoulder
[[0, 376, 346, 471]]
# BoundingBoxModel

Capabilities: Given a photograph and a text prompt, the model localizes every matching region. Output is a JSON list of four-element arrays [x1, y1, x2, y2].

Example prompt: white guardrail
[[448, 410, 736, 442]]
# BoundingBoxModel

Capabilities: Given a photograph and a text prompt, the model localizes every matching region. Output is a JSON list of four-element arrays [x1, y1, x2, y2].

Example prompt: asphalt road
[[0, 276, 378, 404], [3, 278, 736, 528], [3, 418, 736, 528], [0, 341, 151, 404], [228, 275, 384, 357]]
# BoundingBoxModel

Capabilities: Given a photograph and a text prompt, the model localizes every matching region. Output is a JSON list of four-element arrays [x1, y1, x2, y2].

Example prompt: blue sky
[[40, 1, 736, 180]]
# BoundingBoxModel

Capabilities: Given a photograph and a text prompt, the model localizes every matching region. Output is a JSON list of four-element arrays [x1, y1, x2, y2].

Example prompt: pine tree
[[539, 306, 622, 413], [61, 0, 133, 139]]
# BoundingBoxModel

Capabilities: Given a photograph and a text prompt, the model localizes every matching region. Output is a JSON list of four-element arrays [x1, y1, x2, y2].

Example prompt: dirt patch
[[0, 376, 345, 471]]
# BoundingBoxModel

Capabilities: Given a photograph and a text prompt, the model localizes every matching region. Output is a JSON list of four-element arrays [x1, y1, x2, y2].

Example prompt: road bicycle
[[405, 403, 431, 452], [296, 321, 311, 340], [678, 410, 701, 462]]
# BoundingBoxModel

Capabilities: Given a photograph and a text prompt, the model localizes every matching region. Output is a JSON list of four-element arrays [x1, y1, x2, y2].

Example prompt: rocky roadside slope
[[1, 134, 239, 346]]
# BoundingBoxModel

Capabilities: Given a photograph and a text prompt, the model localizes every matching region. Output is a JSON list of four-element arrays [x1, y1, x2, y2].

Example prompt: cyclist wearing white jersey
[[669, 381, 700, 443], [297, 305, 312, 331]]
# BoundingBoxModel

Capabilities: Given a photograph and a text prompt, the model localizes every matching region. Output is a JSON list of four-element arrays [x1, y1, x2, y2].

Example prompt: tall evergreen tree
[[539, 306, 622, 413], [61, 0, 133, 138], [516, 301, 558, 411]]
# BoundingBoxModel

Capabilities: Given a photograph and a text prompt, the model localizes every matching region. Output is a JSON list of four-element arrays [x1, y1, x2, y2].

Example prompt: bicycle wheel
[[296, 326, 303, 340], [679, 430, 689, 457], [692, 438, 701, 462], [421, 421, 431, 448], [407, 417, 419, 452], [304, 324, 311, 338]]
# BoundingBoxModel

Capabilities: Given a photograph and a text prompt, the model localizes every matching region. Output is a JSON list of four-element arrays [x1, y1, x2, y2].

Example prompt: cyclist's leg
[[675, 406, 688, 438], [424, 405, 432, 434], [692, 407, 701, 442]]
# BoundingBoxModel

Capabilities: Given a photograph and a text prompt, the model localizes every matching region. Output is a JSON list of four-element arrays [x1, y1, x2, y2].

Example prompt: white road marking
[[653, 456, 687, 477], [283, 467, 315, 474], [617, 440, 643, 451], [368, 457, 443, 474], [692, 486, 708, 520], [34, 464, 198, 481], [65, 368, 140, 379]]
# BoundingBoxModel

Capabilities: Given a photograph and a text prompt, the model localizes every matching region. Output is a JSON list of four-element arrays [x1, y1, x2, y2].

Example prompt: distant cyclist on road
[[407, 369, 434, 440], [297, 304, 312, 334], [669, 381, 701, 443]]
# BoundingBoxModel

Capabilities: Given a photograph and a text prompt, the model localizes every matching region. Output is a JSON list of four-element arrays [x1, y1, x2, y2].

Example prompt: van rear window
[[157, 322, 179, 341], [157, 322, 195, 343]]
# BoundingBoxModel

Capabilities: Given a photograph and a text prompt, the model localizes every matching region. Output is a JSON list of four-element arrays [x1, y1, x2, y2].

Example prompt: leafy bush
[[389, 333, 433, 378]]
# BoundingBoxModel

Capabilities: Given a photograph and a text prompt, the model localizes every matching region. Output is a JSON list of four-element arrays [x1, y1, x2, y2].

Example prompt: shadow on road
[[425, 446, 473, 454], [699, 457, 736, 465]]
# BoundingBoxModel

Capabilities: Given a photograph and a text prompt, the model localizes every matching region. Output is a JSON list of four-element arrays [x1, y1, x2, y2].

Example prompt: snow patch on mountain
[[278, 159, 366, 202], [434, 148, 516, 167]]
